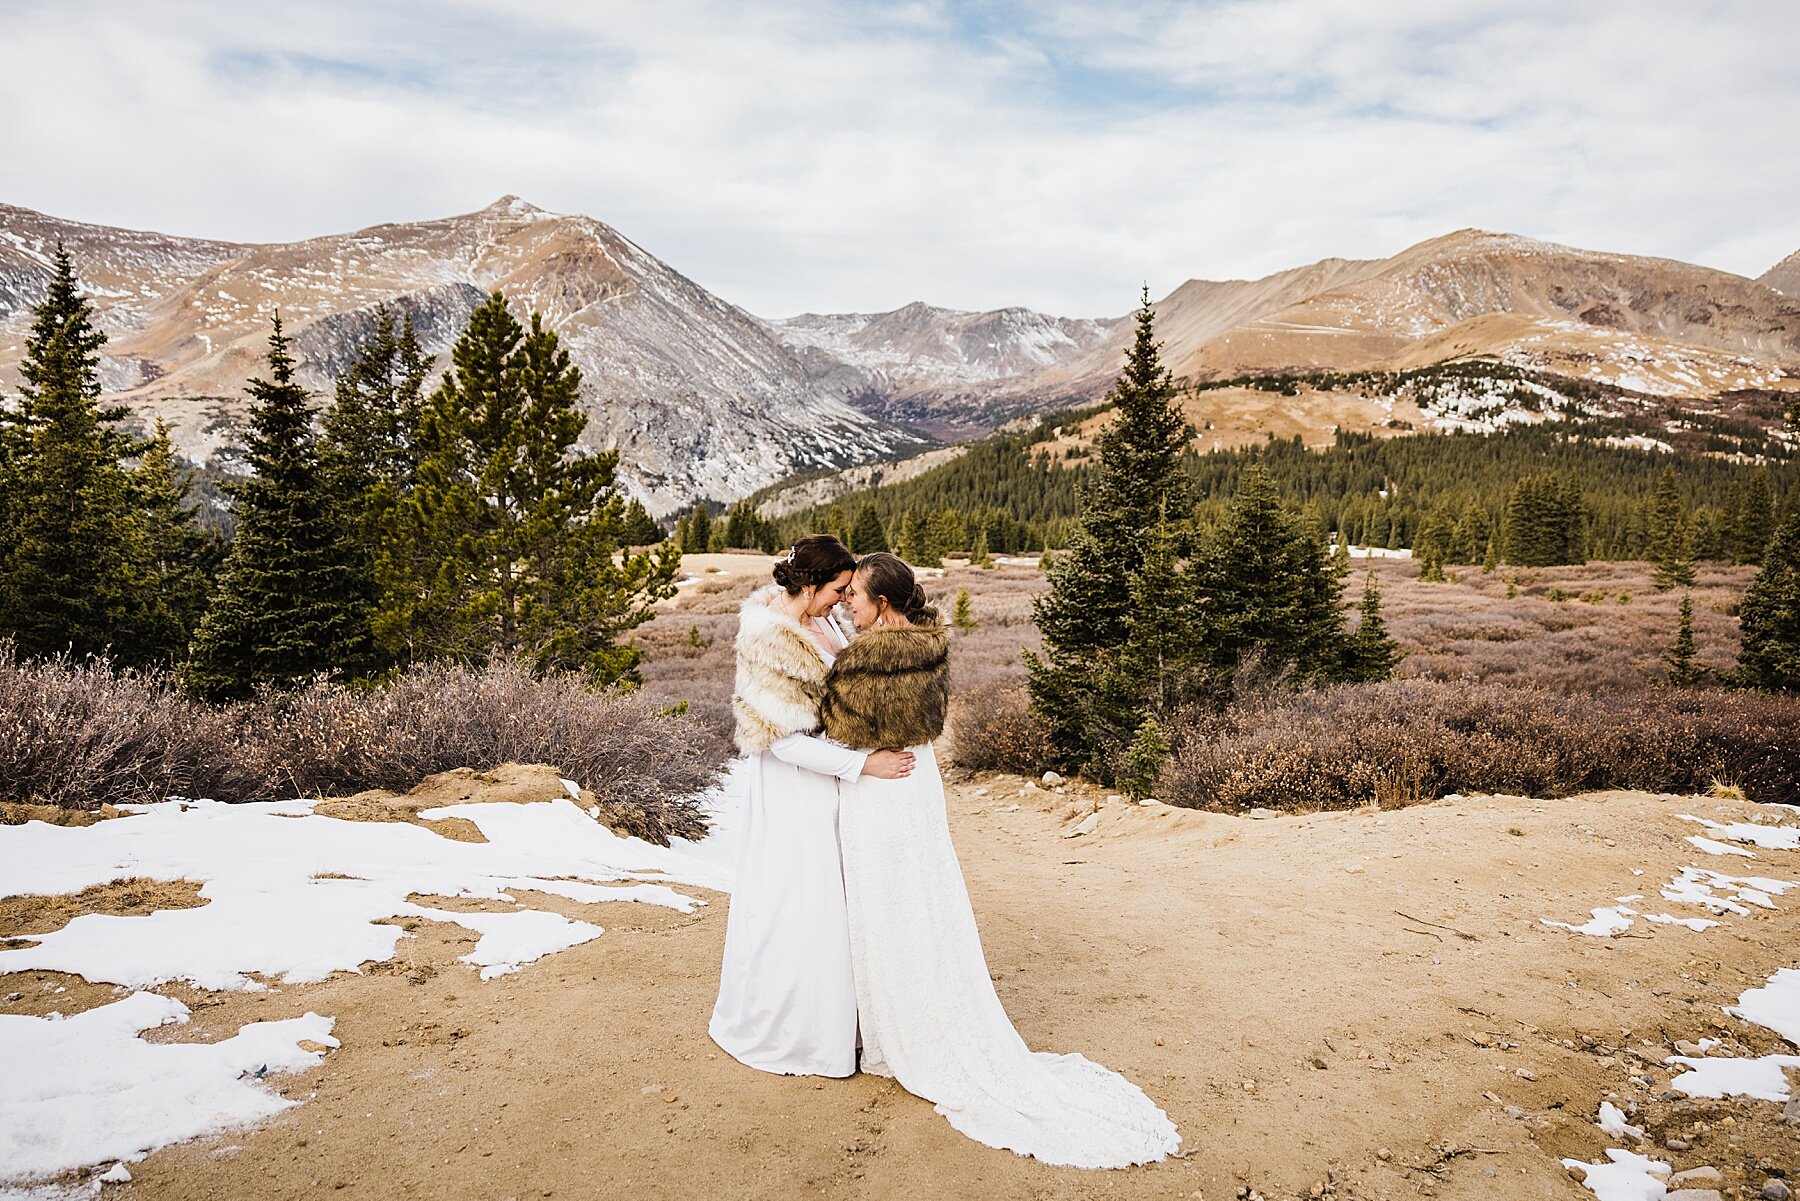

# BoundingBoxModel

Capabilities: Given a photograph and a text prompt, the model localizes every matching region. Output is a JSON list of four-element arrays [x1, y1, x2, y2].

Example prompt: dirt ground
[[5, 775, 1798, 1201]]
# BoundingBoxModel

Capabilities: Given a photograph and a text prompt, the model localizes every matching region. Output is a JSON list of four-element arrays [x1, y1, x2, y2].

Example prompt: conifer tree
[[674, 512, 692, 552], [321, 306, 431, 671], [1662, 593, 1702, 686], [1029, 289, 1191, 769], [1502, 474, 1584, 566], [1343, 571, 1401, 682], [681, 503, 713, 554], [1649, 465, 1695, 590], [1117, 716, 1168, 803], [1738, 508, 1800, 691], [1109, 513, 1206, 730], [130, 420, 217, 661], [1729, 469, 1775, 565], [1189, 462, 1349, 690], [618, 498, 663, 546], [951, 589, 976, 632], [0, 244, 150, 661], [850, 504, 887, 554], [969, 526, 994, 568], [376, 293, 677, 682], [929, 508, 966, 558], [189, 318, 368, 698], [1482, 535, 1498, 573]]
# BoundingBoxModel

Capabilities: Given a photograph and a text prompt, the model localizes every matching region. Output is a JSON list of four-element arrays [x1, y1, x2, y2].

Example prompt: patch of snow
[[0, 795, 728, 993], [1685, 834, 1756, 858], [1541, 907, 1634, 937], [1595, 1101, 1643, 1143], [1560, 1148, 1669, 1201], [0, 992, 334, 1188], [1679, 813, 1800, 852], [1666, 1053, 1800, 1101], [1726, 967, 1800, 1045]]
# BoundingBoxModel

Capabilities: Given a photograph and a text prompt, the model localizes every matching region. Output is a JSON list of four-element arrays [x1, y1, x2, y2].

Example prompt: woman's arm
[[768, 732, 869, 781]]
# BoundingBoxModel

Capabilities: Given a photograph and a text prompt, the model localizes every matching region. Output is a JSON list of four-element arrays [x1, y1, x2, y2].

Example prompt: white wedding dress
[[709, 616, 866, 1077], [840, 742, 1181, 1168]]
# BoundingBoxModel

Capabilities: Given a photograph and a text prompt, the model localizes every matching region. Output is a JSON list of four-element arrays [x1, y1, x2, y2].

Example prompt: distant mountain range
[[2, 198, 1796, 513]]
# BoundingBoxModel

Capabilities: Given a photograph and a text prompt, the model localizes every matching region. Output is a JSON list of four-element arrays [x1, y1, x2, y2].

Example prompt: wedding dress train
[[839, 743, 1181, 1168]]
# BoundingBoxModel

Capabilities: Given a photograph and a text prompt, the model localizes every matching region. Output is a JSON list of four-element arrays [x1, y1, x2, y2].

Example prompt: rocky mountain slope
[[767, 302, 1120, 438], [1760, 248, 1800, 297], [0, 199, 926, 515], [939, 231, 1800, 424]]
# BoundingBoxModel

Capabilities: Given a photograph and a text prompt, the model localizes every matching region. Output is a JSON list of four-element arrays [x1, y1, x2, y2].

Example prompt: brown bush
[[947, 681, 1057, 774], [1160, 679, 1800, 811], [0, 649, 724, 844]]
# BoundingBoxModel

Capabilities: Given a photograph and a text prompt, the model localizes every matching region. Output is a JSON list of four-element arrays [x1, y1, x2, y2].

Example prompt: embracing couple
[[708, 534, 1181, 1170]]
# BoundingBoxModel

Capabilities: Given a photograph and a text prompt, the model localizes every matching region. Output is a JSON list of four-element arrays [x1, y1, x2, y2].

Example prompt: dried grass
[[1158, 680, 1800, 811], [0, 650, 722, 844]]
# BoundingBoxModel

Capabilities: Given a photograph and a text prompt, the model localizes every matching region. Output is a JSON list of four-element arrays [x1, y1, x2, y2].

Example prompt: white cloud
[[0, 0, 1794, 318]]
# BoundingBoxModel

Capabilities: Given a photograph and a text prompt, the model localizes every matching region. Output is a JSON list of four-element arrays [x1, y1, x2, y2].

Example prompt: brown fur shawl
[[819, 623, 950, 750], [731, 585, 835, 755]]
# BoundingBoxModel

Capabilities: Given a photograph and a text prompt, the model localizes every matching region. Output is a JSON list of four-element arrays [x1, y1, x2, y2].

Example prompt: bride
[[821, 552, 1181, 1169], [708, 535, 914, 1077]]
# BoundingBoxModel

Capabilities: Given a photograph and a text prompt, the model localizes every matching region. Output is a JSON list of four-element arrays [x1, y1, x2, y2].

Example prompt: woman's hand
[[861, 748, 916, 780]]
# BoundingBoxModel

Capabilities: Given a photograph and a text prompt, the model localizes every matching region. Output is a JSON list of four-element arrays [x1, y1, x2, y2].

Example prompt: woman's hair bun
[[773, 533, 856, 595]]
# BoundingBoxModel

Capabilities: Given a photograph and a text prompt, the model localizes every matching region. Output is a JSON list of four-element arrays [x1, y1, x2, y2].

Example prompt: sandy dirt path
[[7, 776, 1797, 1201]]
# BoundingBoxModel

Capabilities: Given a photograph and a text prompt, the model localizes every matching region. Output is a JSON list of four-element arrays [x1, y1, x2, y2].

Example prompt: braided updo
[[854, 552, 941, 626], [771, 533, 857, 594]]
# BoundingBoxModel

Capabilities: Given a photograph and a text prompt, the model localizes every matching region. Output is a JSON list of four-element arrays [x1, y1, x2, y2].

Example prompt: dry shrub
[[948, 681, 1057, 774], [0, 648, 240, 809], [0, 650, 724, 844], [1160, 679, 1800, 811]]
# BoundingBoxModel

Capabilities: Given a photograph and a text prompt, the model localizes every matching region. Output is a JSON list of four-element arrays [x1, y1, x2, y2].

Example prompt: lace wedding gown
[[840, 742, 1181, 1168]]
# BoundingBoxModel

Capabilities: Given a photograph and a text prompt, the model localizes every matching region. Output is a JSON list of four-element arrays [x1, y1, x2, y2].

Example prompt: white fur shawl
[[731, 585, 834, 755]]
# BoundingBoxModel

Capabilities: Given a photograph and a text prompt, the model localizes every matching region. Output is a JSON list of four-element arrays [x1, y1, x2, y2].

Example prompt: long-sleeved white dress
[[709, 615, 866, 1077], [840, 741, 1182, 1167]]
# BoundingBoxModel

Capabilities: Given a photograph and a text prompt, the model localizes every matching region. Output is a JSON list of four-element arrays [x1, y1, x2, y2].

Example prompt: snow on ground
[[1547, 803, 1800, 1201], [0, 786, 741, 1192], [0, 993, 335, 1185]]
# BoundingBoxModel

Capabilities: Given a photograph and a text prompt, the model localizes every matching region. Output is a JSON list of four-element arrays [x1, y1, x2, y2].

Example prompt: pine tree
[[320, 306, 431, 672], [1649, 465, 1695, 590], [969, 526, 994, 568], [681, 503, 713, 554], [1109, 512, 1206, 730], [850, 504, 887, 554], [1729, 469, 1775, 566], [619, 498, 663, 546], [190, 317, 368, 698], [929, 508, 966, 558], [951, 589, 976, 631], [1482, 535, 1498, 573], [674, 512, 692, 552], [1189, 462, 1350, 689], [1738, 508, 1800, 691], [375, 293, 678, 682], [1029, 289, 1191, 770], [1662, 593, 1703, 686], [1117, 717, 1168, 802], [1453, 501, 1492, 564], [1343, 571, 1401, 682], [0, 244, 150, 661], [1502, 474, 1585, 566], [129, 420, 216, 661]]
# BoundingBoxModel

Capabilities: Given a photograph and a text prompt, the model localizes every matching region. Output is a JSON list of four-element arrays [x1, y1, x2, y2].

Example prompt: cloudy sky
[[2, 1, 1794, 317]]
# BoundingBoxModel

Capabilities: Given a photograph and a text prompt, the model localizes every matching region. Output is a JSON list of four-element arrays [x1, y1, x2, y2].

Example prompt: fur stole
[[820, 623, 951, 750], [732, 585, 834, 755]]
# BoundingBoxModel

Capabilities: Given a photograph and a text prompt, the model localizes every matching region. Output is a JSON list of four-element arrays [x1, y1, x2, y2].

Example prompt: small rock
[[1241, 1079, 1256, 1092], [1308, 1057, 1327, 1070], [1670, 1168, 1723, 1187], [1041, 771, 1065, 787], [1368, 1059, 1392, 1071], [1376, 1147, 1392, 1161], [1504, 1106, 1527, 1119], [1514, 1068, 1536, 1081], [1665, 1191, 1724, 1201], [1248, 807, 1280, 819], [1344, 864, 1365, 874], [1063, 811, 1100, 838], [1763, 1182, 1792, 1201], [4, 992, 19, 1002], [1665, 1137, 1692, 1151]]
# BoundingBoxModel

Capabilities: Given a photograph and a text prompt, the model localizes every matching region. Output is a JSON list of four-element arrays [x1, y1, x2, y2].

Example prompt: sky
[[1, 0, 1795, 318]]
